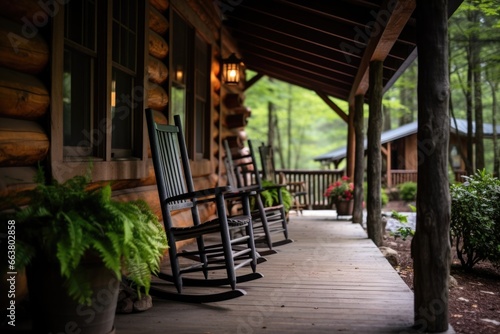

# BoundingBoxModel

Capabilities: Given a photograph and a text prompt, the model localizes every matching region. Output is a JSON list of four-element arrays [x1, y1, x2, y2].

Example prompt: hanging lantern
[[223, 53, 242, 85]]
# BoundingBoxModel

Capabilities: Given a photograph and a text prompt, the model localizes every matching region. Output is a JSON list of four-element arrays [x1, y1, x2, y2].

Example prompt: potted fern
[[4, 168, 167, 334]]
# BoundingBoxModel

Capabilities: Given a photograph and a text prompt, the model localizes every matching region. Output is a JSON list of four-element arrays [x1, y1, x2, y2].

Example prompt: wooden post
[[386, 142, 392, 188], [346, 104, 356, 178], [352, 94, 365, 225], [366, 60, 384, 246], [413, 0, 451, 332]]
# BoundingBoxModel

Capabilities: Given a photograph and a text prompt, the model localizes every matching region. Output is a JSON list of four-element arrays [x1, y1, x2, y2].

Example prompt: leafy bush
[[450, 169, 500, 270], [398, 182, 417, 201], [389, 206, 416, 241]]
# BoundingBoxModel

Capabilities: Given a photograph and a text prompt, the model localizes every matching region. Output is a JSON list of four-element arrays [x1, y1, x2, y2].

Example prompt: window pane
[[63, 49, 92, 153], [113, 0, 137, 71], [65, 0, 95, 50], [172, 85, 186, 129], [111, 69, 133, 153]]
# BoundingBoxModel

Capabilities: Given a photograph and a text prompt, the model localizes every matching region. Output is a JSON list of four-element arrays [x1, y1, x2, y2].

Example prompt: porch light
[[223, 53, 242, 85]]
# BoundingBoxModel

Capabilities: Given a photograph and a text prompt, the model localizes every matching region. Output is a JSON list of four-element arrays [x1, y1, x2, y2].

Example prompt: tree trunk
[[466, 46, 474, 174], [470, 4, 484, 170], [352, 94, 365, 225], [486, 78, 499, 176], [366, 60, 383, 247], [413, 1, 451, 332]]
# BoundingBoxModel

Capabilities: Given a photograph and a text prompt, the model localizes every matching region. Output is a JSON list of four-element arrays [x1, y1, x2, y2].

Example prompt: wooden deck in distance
[[115, 212, 455, 334]]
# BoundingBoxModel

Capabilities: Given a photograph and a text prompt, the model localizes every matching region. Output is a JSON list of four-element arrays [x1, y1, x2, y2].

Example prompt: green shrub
[[398, 182, 417, 201], [450, 169, 500, 270]]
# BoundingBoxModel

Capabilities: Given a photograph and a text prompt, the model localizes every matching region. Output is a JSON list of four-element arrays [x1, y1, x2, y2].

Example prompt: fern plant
[[252, 180, 293, 212], [5, 168, 168, 305]]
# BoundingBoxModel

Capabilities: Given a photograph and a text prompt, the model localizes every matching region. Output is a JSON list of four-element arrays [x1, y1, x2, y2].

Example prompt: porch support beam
[[413, 0, 451, 331], [352, 94, 365, 225], [244, 72, 264, 91], [315, 91, 348, 123], [347, 104, 356, 177], [348, 0, 416, 104], [366, 60, 384, 247]]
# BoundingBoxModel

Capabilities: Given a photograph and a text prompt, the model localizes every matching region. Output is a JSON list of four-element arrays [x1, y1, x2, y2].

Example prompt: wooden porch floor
[[115, 212, 453, 334]]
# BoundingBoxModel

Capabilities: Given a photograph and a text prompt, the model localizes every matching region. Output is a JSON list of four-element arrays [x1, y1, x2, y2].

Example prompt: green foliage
[[253, 180, 293, 212], [389, 207, 416, 241], [398, 182, 417, 202], [3, 168, 168, 305], [450, 169, 500, 270]]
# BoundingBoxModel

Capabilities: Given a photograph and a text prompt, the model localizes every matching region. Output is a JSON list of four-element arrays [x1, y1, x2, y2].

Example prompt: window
[[171, 11, 211, 160], [52, 0, 147, 181]]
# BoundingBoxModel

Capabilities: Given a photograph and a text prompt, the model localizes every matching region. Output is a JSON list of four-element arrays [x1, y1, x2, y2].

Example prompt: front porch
[[115, 212, 453, 334]]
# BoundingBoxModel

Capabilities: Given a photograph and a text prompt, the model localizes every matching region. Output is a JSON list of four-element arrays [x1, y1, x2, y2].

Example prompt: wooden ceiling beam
[[348, 0, 416, 103], [316, 91, 349, 123]]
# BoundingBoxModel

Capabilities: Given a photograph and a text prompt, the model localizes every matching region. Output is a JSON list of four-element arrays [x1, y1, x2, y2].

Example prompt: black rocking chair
[[146, 109, 262, 303], [224, 139, 292, 252]]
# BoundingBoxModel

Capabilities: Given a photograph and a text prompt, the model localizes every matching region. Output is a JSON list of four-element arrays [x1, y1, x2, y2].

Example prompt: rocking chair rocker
[[146, 109, 262, 303]]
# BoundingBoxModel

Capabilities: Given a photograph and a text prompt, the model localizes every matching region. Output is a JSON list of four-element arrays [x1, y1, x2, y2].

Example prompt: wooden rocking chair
[[223, 139, 292, 252], [258, 143, 310, 215], [146, 109, 262, 303]]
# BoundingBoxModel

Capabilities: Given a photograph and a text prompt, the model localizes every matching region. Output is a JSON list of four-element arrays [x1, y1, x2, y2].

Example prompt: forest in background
[[243, 0, 500, 174]]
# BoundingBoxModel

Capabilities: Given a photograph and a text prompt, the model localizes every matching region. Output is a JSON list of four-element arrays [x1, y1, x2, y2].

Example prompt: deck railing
[[277, 169, 468, 211], [278, 169, 344, 209], [390, 169, 467, 187]]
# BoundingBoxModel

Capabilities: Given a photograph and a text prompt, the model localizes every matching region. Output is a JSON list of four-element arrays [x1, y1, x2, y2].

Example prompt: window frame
[[50, 0, 148, 182], [170, 9, 212, 162]]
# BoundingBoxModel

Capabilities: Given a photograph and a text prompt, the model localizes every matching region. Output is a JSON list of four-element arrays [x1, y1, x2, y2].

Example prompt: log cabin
[[0, 0, 463, 330], [314, 119, 500, 186]]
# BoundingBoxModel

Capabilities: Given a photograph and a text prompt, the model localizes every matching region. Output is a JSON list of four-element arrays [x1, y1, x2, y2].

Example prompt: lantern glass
[[223, 53, 241, 85]]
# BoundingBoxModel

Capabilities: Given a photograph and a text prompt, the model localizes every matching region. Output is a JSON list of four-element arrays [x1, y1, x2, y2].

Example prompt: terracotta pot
[[335, 200, 354, 216], [27, 256, 119, 334]]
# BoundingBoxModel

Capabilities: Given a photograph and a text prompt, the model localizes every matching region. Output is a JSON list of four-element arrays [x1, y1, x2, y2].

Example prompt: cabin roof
[[222, 0, 463, 103], [314, 119, 500, 162]]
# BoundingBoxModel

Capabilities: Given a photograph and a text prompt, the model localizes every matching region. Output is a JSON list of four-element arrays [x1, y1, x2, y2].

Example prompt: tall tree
[[469, 0, 485, 170], [413, 0, 451, 332]]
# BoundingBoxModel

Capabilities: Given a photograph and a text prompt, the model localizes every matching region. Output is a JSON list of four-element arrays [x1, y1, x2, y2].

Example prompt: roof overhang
[[221, 0, 463, 104]]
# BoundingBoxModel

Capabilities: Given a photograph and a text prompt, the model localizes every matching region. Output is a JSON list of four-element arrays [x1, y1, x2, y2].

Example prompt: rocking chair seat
[[171, 216, 250, 240]]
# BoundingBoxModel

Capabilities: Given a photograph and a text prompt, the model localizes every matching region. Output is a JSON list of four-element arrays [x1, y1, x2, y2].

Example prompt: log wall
[[0, 4, 51, 203], [0, 0, 249, 246]]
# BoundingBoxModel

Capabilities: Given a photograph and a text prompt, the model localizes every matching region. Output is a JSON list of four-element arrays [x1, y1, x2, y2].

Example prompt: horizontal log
[[0, 67, 50, 119], [212, 90, 220, 107], [225, 114, 248, 129], [149, 0, 169, 12], [212, 58, 220, 76], [147, 83, 168, 110], [230, 106, 251, 117], [148, 29, 168, 59], [0, 1, 44, 24], [147, 55, 168, 84], [223, 93, 243, 109], [149, 6, 169, 35], [211, 72, 221, 92], [0, 18, 49, 74], [0, 166, 37, 208], [0, 118, 49, 167]]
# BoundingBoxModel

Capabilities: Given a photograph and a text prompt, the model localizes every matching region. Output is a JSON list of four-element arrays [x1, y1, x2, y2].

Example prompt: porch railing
[[278, 169, 344, 209], [390, 169, 467, 187]]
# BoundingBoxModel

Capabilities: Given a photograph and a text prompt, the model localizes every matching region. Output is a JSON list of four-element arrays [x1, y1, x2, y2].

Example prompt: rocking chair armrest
[[166, 186, 233, 203]]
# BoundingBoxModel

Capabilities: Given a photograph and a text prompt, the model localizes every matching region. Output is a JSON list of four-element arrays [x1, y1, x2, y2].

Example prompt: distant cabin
[[314, 119, 500, 187]]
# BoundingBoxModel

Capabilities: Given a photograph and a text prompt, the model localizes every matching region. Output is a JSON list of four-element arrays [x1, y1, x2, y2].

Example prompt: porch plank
[[115, 213, 455, 334]]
